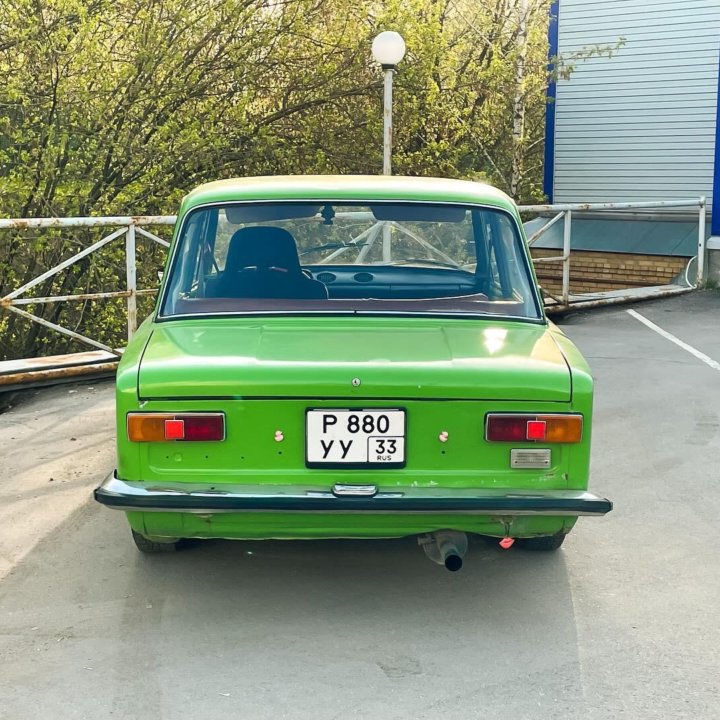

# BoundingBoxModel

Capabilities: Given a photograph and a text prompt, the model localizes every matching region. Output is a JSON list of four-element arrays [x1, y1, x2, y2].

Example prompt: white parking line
[[626, 309, 720, 372]]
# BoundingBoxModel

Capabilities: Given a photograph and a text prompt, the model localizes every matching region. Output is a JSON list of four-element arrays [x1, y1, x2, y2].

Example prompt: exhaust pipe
[[419, 531, 468, 572]]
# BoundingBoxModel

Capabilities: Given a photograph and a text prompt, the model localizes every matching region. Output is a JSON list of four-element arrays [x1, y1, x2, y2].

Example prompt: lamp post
[[372, 31, 405, 261], [371, 31, 406, 176]]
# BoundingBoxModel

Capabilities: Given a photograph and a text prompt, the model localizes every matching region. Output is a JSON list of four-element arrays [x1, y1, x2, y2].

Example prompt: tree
[[0, 0, 562, 359]]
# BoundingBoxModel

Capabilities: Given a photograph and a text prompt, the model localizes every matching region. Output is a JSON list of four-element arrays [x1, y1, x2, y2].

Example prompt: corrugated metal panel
[[560, 82, 713, 96], [561, 0, 713, 14], [553, 0, 720, 205]]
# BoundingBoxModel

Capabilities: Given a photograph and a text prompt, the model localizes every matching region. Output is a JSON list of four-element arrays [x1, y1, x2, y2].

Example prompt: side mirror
[[157, 270, 164, 283]]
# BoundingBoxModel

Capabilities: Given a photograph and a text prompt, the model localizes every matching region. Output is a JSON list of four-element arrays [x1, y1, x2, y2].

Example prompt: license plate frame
[[305, 408, 407, 469]]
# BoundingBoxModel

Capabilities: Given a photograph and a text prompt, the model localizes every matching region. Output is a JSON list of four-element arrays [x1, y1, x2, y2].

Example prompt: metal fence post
[[697, 197, 706, 286], [125, 223, 137, 340], [562, 210, 572, 305]]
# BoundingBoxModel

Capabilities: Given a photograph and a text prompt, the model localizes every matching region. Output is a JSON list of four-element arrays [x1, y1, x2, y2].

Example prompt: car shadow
[[0, 506, 588, 719], [144, 534, 579, 630]]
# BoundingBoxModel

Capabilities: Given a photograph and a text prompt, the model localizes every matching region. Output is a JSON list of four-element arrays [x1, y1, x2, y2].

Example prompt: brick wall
[[530, 249, 689, 295]]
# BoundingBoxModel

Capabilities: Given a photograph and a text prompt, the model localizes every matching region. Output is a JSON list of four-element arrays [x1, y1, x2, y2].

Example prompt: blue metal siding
[[552, 0, 720, 207], [543, 1, 560, 202]]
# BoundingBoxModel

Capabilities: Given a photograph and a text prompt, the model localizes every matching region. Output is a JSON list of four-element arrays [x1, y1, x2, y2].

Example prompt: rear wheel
[[516, 532, 566, 551], [131, 530, 179, 553]]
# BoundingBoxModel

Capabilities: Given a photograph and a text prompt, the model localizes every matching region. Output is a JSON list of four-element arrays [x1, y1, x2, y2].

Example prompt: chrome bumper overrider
[[94, 472, 612, 516]]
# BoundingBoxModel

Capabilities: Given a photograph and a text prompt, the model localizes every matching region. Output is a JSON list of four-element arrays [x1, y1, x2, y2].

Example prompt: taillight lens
[[486, 414, 582, 443], [127, 413, 225, 442]]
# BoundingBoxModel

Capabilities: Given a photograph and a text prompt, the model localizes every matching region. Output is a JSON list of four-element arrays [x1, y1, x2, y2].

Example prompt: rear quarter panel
[[549, 322, 594, 491]]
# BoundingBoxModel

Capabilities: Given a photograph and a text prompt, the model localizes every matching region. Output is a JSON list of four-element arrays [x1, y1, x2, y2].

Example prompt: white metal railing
[[0, 216, 176, 354], [0, 198, 710, 356], [517, 198, 707, 306]]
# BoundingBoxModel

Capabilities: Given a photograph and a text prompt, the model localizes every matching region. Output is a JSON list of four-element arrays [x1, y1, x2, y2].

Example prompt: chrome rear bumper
[[95, 472, 612, 516]]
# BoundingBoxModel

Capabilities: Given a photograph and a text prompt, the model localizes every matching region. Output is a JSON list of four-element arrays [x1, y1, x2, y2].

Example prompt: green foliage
[[0, 0, 563, 359]]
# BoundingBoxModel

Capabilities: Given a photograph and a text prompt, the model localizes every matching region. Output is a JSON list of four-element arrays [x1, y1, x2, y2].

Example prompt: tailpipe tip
[[444, 554, 463, 572]]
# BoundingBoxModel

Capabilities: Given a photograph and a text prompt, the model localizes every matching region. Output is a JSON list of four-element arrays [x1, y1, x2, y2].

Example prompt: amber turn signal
[[544, 415, 583, 443], [127, 413, 225, 442], [486, 414, 582, 443]]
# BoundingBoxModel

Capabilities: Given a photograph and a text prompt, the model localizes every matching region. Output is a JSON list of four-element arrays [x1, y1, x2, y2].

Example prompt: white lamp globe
[[371, 31, 406, 67]]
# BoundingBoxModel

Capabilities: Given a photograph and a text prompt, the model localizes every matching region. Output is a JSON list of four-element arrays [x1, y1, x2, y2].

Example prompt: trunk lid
[[138, 317, 571, 402]]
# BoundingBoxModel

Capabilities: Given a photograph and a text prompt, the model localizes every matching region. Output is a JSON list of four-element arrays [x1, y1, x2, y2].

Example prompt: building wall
[[547, 0, 720, 213], [530, 248, 688, 294]]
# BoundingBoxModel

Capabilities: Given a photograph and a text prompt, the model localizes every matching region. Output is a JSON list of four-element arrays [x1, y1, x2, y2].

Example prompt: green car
[[95, 175, 611, 570]]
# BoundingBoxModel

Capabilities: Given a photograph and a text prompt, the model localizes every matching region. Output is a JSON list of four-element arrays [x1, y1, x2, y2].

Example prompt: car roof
[[179, 175, 516, 215]]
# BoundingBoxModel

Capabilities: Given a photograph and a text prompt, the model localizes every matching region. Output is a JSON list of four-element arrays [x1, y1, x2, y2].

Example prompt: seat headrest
[[225, 226, 301, 274]]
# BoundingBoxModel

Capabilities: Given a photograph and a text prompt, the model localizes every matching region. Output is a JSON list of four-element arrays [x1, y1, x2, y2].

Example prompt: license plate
[[306, 409, 406, 467]]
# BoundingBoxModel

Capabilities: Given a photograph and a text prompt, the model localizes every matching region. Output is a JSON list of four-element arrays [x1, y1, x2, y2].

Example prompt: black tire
[[516, 532, 566, 551], [131, 529, 178, 553]]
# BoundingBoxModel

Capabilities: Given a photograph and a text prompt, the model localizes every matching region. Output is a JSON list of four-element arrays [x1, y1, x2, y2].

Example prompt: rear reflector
[[164, 419, 185, 440], [127, 413, 225, 442], [526, 420, 547, 441], [486, 414, 582, 443]]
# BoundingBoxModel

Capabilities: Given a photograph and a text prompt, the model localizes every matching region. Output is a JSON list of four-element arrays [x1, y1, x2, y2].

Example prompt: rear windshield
[[159, 202, 542, 321]]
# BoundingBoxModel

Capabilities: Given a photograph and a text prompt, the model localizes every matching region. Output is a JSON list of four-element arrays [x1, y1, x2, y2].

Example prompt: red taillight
[[485, 415, 528, 442], [182, 415, 225, 442], [486, 414, 582, 443], [127, 413, 225, 442]]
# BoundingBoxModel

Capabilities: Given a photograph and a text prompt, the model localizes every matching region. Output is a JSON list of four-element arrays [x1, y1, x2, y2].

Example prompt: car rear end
[[97, 317, 609, 549], [94, 176, 611, 566]]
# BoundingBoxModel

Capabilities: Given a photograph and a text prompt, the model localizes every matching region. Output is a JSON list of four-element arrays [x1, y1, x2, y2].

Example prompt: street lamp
[[371, 31, 406, 176]]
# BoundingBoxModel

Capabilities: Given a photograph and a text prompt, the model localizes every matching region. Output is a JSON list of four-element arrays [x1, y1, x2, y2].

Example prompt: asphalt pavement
[[0, 292, 719, 720]]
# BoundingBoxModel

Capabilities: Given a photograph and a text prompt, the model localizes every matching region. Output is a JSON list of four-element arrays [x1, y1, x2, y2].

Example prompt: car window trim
[[157, 199, 545, 323]]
